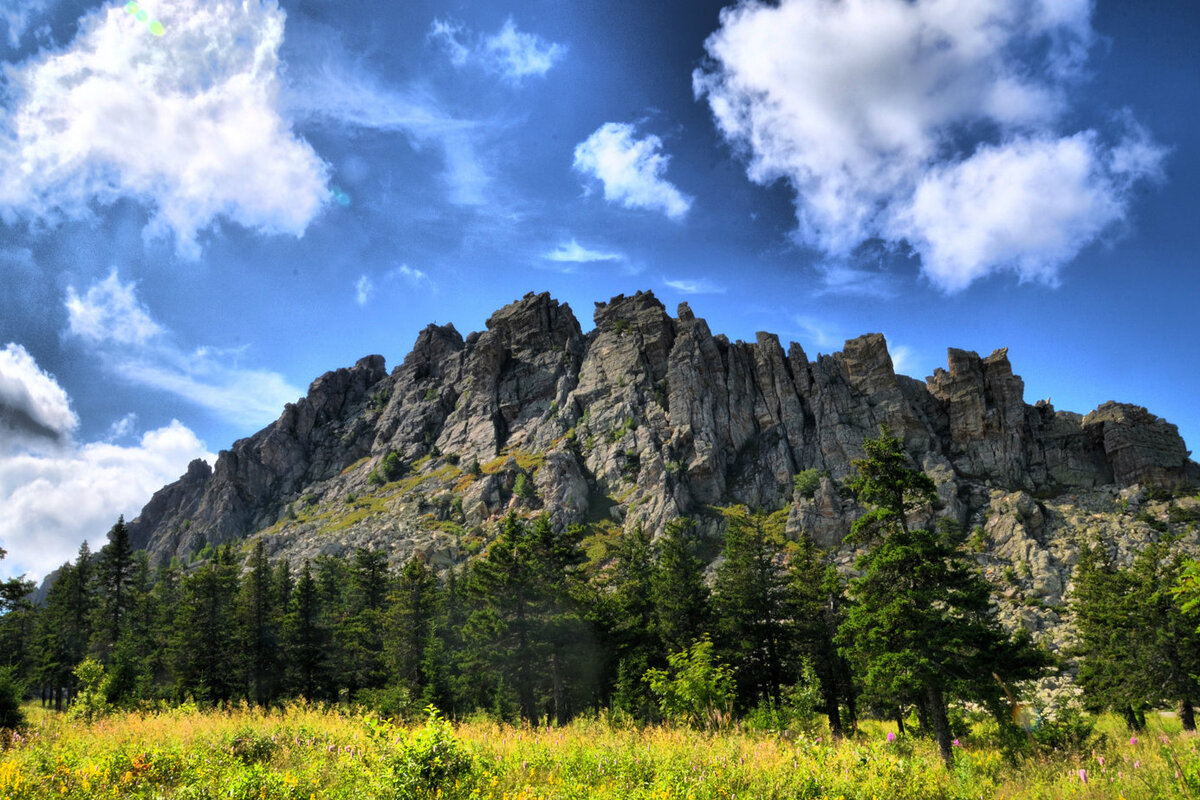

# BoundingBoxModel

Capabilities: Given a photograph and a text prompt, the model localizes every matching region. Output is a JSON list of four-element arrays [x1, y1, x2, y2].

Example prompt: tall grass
[[0, 704, 1197, 799]]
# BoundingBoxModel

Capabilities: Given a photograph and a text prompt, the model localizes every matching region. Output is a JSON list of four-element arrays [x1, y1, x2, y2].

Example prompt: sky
[[0, 0, 1196, 581]]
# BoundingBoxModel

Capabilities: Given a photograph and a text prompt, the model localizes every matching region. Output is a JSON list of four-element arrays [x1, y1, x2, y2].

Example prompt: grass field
[[0, 703, 1198, 799]]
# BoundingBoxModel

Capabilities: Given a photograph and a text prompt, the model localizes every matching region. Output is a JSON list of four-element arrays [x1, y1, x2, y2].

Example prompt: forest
[[1, 430, 1199, 774]]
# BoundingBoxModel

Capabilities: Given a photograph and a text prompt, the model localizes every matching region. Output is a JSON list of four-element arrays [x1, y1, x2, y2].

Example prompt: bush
[[67, 658, 111, 724], [367, 706, 475, 799], [513, 472, 536, 501], [793, 469, 821, 499], [0, 666, 25, 730], [644, 636, 736, 730], [381, 451, 406, 482]]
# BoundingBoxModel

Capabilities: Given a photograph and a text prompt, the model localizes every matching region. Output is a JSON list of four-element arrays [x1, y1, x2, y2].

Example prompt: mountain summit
[[126, 291, 1197, 635]]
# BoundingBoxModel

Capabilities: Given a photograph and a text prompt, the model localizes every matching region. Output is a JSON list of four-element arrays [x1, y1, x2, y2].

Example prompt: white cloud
[[543, 239, 624, 264], [65, 270, 164, 346], [65, 271, 302, 428], [573, 123, 693, 220], [0, 0, 330, 258], [888, 343, 916, 376], [429, 17, 565, 84], [895, 133, 1143, 292], [0, 418, 213, 582], [0, 343, 78, 450], [663, 277, 725, 295], [106, 412, 138, 441], [694, 0, 1165, 292], [0, 344, 213, 581], [355, 274, 374, 306]]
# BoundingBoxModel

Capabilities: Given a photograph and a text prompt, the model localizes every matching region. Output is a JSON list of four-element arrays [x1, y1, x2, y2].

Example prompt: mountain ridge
[[124, 290, 1198, 624]]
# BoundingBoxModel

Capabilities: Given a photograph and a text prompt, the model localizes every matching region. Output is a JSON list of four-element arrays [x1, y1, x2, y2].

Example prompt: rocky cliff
[[126, 291, 1199, 653]]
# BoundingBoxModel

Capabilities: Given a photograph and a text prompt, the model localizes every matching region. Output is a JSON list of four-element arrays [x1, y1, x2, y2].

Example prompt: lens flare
[[149, 20, 164, 36]]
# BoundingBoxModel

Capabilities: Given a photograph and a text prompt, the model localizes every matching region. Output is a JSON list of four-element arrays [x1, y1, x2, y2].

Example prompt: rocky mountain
[[126, 290, 1199, 654]]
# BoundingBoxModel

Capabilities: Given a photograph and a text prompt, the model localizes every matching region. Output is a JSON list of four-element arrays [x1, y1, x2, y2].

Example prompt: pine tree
[[651, 517, 711, 655], [712, 506, 791, 709], [386, 556, 439, 697], [1076, 539, 1200, 730], [597, 522, 660, 719], [787, 533, 856, 736], [236, 540, 280, 705], [283, 561, 329, 701], [838, 428, 1047, 765], [172, 546, 240, 703], [464, 514, 591, 722], [94, 517, 136, 657]]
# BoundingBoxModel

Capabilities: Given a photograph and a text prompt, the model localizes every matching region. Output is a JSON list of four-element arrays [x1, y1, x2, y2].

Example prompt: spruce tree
[[386, 556, 439, 697], [95, 517, 135, 656], [838, 428, 1047, 765], [712, 506, 791, 709], [652, 517, 711, 655]]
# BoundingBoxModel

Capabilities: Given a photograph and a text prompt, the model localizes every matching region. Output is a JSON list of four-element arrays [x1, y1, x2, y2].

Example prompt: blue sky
[[0, 0, 1196, 579]]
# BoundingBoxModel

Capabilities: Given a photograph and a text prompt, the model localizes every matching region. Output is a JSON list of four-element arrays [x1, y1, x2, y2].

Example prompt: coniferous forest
[[2, 431, 1200, 798]]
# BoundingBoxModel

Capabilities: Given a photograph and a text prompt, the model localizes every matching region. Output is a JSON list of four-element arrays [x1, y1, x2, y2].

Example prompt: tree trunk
[[824, 686, 843, 738], [916, 696, 931, 737], [1182, 698, 1196, 732], [895, 709, 905, 735], [925, 685, 953, 767]]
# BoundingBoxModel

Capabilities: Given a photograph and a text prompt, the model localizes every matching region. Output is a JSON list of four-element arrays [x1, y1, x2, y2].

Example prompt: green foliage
[[385, 707, 475, 799], [0, 666, 25, 730], [381, 451, 406, 482], [644, 636, 736, 729], [513, 471, 536, 501], [792, 469, 821, 499], [845, 426, 937, 543], [68, 657, 112, 724]]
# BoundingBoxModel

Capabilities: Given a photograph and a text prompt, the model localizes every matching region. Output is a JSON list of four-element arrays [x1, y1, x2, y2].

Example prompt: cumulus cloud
[[65, 271, 302, 428], [0, 343, 78, 450], [430, 17, 565, 84], [694, 0, 1165, 292], [66, 271, 164, 346], [663, 277, 725, 295], [0, 343, 213, 581], [573, 123, 693, 220], [0, 0, 330, 258], [543, 239, 624, 264], [0, 418, 213, 581]]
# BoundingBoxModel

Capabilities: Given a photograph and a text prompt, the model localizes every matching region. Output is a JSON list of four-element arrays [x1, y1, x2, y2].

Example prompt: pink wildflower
[[1130, 736, 1139, 746], [1078, 768, 1088, 783], [952, 739, 960, 747], [886, 731, 896, 743]]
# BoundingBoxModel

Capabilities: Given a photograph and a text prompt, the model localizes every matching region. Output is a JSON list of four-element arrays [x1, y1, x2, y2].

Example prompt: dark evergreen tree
[[1076, 539, 1200, 730], [712, 506, 792, 709], [787, 533, 856, 736], [386, 556, 439, 696], [94, 517, 136, 657], [651, 517, 711, 655], [172, 546, 240, 702], [464, 514, 592, 722], [343, 548, 390, 697], [282, 561, 329, 701], [838, 428, 1047, 765], [236, 540, 280, 705], [596, 522, 660, 719]]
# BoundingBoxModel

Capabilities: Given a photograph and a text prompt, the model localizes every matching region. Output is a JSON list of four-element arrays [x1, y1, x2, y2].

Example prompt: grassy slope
[[0, 704, 1198, 799]]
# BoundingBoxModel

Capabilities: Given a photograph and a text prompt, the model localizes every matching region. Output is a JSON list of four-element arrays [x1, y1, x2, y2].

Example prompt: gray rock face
[[127, 291, 1195, 574]]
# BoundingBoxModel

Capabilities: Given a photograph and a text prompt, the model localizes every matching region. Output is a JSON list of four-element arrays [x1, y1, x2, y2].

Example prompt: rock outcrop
[[125, 291, 1196, 599]]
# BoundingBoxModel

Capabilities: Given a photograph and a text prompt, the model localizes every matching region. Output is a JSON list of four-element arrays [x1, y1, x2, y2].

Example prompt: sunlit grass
[[0, 703, 1198, 799]]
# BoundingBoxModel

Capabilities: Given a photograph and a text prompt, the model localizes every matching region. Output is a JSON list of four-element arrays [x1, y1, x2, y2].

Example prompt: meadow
[[0, 703, 1198, 800]]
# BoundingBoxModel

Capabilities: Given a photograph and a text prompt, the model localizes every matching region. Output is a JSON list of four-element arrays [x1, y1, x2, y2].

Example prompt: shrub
[[644, 636, 736, 730], [381, 451, 406, 482], [514, 472, 536, 500], [793, 469, 821, 499], [67, 658, 111, 724]]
